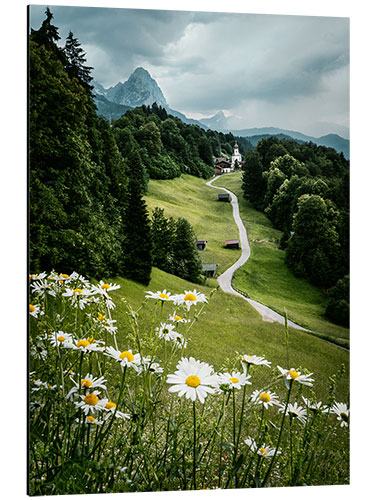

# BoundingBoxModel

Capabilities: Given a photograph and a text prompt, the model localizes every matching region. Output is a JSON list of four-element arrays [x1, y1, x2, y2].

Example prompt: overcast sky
[[29, 5, 349, 138]]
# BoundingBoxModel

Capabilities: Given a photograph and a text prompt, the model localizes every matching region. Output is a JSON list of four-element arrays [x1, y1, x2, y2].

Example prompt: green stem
[[261, 380, 293, 487], [289, 415, 294, 482], [192, 400, 197, 490]]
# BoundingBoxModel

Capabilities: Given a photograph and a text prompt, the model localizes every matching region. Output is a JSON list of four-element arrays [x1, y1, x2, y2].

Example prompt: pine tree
[[121, 150, 153, 285], [64, 31, 93, 94], [150, 207, 176, 273], [241, 151, 266, 210], [172, 218, 203, 283], [30, 7, 64, 62]]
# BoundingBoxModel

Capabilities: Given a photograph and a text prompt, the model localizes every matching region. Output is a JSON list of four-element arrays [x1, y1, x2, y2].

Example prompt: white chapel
[[231, 142, 242, 168]]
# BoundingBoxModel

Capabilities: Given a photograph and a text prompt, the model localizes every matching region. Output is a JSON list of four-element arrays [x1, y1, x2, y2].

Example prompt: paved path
[[206, 176, 309, 331]]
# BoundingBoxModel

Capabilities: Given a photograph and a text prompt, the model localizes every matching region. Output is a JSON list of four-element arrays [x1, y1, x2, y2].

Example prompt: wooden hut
[[218, 193, 230, 202], [214, 158, 231, 174], [202, 263, 218, 277], [225, 239, 240, 249], [196, 239, 207, 251]]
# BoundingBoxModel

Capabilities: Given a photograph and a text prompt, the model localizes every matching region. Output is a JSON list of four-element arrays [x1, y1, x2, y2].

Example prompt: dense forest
[[29, 9, 349, 324], [241, 137, 349, 326], [29, 9, 238, 285]]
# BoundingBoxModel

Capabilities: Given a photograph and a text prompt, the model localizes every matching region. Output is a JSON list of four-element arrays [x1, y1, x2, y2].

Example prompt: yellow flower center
[[86, 416, 96, 423], [84, 393, 98, 406], [101, 283, 111, 290], [185, 375, 200, 388], [30, 274, 38, 279], [159, 293, 169, 299], [60, 274, 69, 279], [184, 293, 197, 301], [260, 393, 271, 403], [87, 337, 96, 344], [174, 316, 182, 321], [81, 379, 92, 388], [76, 339, 90, 348], [73, 288, 83, 295], [120, 351, 134, 362], [259, 447, 268, 456], [229, 377, 239, 384], [29, 304, 36, 312], [162, 328, 170, 334], [105, 401, 117, 410], [97, 313, 105, 321], [289, 370, 300, 380], [57, 336, 65, 342]]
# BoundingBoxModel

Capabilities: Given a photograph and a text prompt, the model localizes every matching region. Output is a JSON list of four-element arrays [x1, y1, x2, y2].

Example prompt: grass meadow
[[28, 173, 349, 494], [212, 172, 349, 345]]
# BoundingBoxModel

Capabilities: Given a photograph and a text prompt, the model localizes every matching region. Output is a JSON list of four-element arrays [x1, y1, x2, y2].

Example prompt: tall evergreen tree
[[64, 31, 93, 94], [172, 218, 203, 284], [121, 150, 153, 285], [241, 151, 266, 210], [150, 207, 176, 273]]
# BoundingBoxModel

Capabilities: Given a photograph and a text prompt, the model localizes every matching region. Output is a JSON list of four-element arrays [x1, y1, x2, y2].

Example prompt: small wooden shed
[[202, 263, 218, 277], [218, 193, 230, 202], [225, 239, 240, 249], [196, 239, 207, 251]]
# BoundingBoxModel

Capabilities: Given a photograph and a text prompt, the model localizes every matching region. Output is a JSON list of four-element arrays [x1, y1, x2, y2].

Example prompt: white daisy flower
[[29, 304, 44, 318], [250, 390, 280, 409], [80, 415, 104, 425], [218, 371, 251, 390], [102, 401, 131, 421], [49, 331, 74, 347], [139, 356, 164, 374], [279, 402, 308, 425], [105, 346, 141, 371], [74, 391, 108, 415], [257, 445, 281, 458], [145, 289, 173, 301], [331, 402, 349, 427], [91, 281, 121, 296], [29, 272, 47, 281], [156, 323, 177, 341], [67, 338, 105, 353], [30, 280, 57, 297], [168, 312, 189, 324], [277, 366, 314, 389], [171, 332, 187, 349], [31, 379, 57, 392], [166, 357, 218, 403], [241, 354, 271, 370], [171, 290, 207, 311], [302, 396, 329, 413]]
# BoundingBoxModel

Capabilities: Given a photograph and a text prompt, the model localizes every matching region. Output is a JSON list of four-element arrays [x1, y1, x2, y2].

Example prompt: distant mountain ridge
[[92, 68, 349, 158], [92, 68, 207, 129]]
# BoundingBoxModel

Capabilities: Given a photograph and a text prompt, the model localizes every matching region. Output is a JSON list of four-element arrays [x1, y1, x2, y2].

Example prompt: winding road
[[206, 176, 309, 331]]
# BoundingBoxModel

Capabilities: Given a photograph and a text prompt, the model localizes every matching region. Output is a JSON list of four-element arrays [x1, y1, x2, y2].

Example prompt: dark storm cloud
[[29, 5, 349, 135]]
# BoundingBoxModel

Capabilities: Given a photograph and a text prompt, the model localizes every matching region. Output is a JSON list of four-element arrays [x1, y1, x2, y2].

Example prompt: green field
[[110, 267, 349, 401], [213, 172, 350, 344], [145, 174, 241, 279], [107, 172, 349, 400]]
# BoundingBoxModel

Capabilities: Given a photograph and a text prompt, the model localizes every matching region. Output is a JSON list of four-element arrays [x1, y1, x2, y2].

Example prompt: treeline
[[242, 137, 349, 326], [111, 103, 251, 187], [29, 9, 205, 285]]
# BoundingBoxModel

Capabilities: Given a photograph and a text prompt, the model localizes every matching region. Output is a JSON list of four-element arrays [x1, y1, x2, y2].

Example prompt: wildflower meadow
[[29, 271, 349, 495]]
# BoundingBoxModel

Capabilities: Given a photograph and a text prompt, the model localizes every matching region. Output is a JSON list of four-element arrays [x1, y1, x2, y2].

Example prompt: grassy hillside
[[213, 172, 349, 343], [145, 174, 241, 278], [110, 267, 349, 401]]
